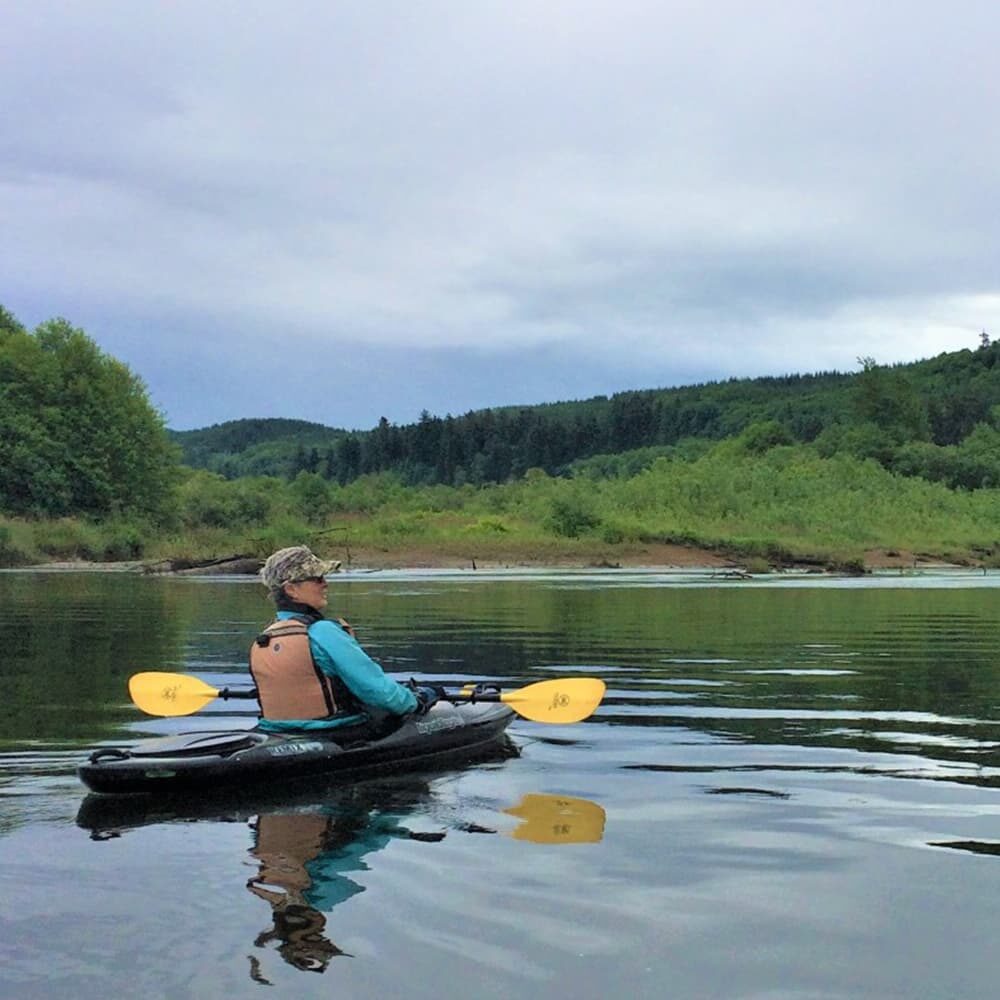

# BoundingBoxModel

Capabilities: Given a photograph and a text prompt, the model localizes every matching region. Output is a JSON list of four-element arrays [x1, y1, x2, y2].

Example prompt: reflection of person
[[247, 812, 352, 975], [246, 791, 444, 978], [251, 546, 437, 733], [243, 787, 605, 979]]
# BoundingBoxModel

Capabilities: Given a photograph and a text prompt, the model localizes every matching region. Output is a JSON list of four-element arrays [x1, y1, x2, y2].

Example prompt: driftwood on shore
[[143, 554, 264, 576]]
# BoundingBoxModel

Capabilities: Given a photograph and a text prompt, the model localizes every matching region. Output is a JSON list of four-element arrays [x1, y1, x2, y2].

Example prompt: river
[[2, 568, 1000, 999]]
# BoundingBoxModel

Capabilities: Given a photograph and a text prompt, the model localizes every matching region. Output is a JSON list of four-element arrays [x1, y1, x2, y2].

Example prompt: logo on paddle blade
[[162, 684, 181, 702], [549, 691, 571, 711]]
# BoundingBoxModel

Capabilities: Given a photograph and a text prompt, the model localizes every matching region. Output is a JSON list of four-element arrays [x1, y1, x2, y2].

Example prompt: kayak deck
[[78, 700, 515, 796]]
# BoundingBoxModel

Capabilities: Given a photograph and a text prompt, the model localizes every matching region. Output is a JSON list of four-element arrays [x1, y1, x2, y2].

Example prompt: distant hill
[[171, 343, 1000, 489], [170, 418, 347, 479]]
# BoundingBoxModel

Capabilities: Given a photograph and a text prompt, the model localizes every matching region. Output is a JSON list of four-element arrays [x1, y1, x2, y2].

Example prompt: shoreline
[[14, 542, 978, 576]]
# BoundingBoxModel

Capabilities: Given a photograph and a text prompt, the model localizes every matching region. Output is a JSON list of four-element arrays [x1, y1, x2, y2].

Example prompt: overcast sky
[[4, 1, 999, 430]]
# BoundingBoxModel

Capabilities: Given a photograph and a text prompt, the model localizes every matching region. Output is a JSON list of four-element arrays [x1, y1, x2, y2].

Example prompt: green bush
[[736, 420, 794, 454], [178, 470, 283, 528], [599, 523, 626, 544], [289, 472, 334, 523], [98, 521, 146, 560], [545, 495, 601, 538]]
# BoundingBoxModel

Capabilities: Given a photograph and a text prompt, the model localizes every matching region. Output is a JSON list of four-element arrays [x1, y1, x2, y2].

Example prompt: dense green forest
[[3, 302, 1000, 571], [173, 341, 1000, 492], [0, 306, 177, 521]]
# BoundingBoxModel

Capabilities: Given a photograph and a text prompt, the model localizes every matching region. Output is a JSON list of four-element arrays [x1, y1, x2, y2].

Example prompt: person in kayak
[[251, 545, 437, 734]]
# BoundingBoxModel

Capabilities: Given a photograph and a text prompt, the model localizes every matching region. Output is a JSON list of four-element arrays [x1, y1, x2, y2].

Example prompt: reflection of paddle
[[127, 672, 606, 724], [504, 793, 606, 844]]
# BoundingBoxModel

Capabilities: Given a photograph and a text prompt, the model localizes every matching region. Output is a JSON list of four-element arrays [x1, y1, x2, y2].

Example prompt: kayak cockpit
[[87, 731, 267, 764]]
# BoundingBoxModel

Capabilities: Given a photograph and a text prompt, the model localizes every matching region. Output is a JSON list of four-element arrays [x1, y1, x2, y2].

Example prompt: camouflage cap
[[259, 546, 341, 589]]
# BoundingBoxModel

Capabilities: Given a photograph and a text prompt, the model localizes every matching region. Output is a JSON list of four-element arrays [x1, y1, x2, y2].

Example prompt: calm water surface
[[2, 569, 1000, 999]]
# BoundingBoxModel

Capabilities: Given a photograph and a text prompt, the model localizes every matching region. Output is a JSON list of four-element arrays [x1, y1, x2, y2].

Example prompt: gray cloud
[[3, 1, 999, 428]]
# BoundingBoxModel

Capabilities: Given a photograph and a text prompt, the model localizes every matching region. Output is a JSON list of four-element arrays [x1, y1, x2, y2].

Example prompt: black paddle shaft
[[218, 687, 259, 701]]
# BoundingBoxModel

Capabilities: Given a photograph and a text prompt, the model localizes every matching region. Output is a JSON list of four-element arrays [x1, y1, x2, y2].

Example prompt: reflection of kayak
[[77, 767, 476, 836], [78, 766, 480, 838], [76, 771, 601, 980], [78, 700, 515, 796]]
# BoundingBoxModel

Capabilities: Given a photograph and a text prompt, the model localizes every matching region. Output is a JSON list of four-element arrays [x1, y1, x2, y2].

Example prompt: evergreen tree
[[335, 435, 362, 485], [855, 357, 930, 443]]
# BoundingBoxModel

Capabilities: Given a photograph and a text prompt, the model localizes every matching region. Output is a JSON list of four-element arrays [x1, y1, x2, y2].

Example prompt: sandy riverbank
[[327, 544, 968, 573], [18, 543, 971, 575]]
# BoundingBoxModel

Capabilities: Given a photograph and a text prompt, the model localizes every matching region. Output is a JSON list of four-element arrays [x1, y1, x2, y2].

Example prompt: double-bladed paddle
[[127, 672, 605, 724]]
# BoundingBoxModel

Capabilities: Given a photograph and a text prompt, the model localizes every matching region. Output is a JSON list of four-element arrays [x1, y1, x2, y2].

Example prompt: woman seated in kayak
[[251, 545, 436, 734]]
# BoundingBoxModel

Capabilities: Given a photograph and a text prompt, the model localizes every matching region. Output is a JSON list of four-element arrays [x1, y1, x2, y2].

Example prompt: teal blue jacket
[[257, 612, 418, 732]]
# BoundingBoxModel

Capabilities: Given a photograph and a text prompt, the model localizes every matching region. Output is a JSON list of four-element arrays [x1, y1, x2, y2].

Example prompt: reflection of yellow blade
[[504, 793, 606, 844]]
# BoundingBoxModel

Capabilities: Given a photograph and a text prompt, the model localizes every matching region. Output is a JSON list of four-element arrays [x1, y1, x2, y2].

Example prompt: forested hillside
[[5, 300, 1000, 573], [173, 340, 1000, 491], [171, 418, 345, 478]]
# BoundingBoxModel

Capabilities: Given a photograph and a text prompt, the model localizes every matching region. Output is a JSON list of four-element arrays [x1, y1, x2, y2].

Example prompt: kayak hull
[[78, 701, 515, 796]]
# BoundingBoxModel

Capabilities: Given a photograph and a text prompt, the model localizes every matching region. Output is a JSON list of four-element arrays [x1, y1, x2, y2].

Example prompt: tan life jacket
[[248, 618, 339, 721]]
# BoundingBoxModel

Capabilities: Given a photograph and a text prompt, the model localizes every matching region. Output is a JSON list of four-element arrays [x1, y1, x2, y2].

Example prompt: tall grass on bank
[[4, 445, 1000, 569], [0, 518, 149, 566], [480, 446, 1000, 565]]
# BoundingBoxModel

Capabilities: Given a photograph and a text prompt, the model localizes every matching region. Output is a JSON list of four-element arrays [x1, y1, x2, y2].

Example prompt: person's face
[[283, 576, 329, 610]]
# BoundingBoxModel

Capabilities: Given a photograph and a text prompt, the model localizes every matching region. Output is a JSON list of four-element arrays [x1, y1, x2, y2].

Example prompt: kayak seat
[[89, 732, 265, 763]]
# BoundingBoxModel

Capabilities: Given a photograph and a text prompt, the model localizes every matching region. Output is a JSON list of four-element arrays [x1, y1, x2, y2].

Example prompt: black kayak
[[78, 700, 515, 796]]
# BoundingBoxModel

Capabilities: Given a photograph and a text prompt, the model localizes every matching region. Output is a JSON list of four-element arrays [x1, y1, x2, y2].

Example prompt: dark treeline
[[176, 373, 854, 484], [174, 338, 1000, 490]]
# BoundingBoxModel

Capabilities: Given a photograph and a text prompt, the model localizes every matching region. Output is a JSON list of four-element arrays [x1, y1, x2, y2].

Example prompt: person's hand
[[413, 686, 440, 714]]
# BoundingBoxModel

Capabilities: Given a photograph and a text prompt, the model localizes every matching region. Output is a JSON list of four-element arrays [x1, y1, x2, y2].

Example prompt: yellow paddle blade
[[505, 793, 606, 844], [500, 678, 606, 724], [128, 672, 222, 717]]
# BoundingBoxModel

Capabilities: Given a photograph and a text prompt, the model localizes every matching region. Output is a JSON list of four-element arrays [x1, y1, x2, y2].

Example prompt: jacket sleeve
[[308, 620, 418, 716]]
